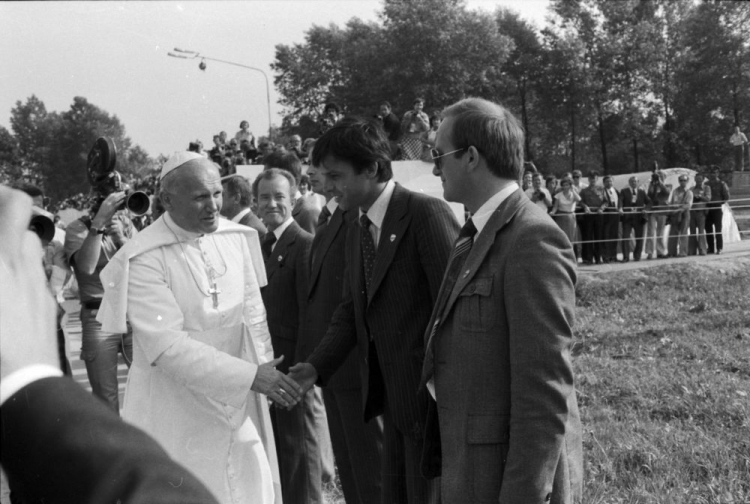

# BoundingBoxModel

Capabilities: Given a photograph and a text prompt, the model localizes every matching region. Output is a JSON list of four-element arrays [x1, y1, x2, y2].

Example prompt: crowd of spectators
[[523, 163, 732, 263]]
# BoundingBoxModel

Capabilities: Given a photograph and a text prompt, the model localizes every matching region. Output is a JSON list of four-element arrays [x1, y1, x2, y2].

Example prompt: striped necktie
[[317, 206, 331, 229], [261, 232, 277, 261]]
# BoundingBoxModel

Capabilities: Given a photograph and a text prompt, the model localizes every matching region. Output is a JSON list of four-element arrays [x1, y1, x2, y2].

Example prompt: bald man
[[98, 152, 303, 504]]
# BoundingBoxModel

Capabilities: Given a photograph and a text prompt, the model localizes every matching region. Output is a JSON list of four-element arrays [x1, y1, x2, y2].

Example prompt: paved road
[[577, 239, 750, 275]]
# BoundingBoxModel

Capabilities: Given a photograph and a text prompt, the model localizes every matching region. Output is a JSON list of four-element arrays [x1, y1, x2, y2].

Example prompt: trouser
[[602, 211, 620, 260], [323, 386, 384, 504], [80, 307, 132, 413], [645, 213, 667, 256], [668, 210, 690, 257], [271, 387, 325, 504], [581, 213, 604, 263], [622, 217, 645, 260], [735, 144, 745, 171], [381, 401, 440, 504], [689, 211, 708, 255], [706, 207, 724, 253]]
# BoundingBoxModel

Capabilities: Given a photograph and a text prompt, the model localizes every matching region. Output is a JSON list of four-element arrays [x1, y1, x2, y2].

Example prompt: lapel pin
[[278, 255, 283, 262], [390, 234, 396, 242], [463, 269, 470, 277]]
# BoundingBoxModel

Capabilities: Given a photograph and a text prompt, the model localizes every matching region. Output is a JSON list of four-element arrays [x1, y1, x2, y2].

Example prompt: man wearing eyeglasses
[[289, 116, 459, 503], [420, 98, 583, 504]]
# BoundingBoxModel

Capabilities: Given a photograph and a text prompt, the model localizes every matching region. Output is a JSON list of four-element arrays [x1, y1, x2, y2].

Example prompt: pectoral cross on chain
[[208, 272, 221, 309]]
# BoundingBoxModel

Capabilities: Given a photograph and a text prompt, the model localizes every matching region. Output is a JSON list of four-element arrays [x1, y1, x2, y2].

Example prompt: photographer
[[64, 191, 135, 413], [525, 172, 553, 211]]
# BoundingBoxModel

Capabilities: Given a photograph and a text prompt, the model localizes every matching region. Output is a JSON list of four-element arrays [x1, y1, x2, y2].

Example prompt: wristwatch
[[89, 225, 106, 235]]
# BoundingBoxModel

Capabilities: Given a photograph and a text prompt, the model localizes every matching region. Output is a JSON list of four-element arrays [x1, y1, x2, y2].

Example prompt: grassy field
[[324, 257, 750, 504], [576, 257, 750, 503]]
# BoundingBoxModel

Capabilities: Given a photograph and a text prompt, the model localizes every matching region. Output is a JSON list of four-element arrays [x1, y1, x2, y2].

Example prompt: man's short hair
[[572, 170, 582, 177], [587, 170, 600, 178], [262, 151, 302, 182], [311, 116, 393, 183], [440, 98, 524, 181], [13, 182, 44, 199], [380, 101, 391, 110], [532, 172, 544, 180], [603, 175, 612, 181], [222, 175, 253, 207], [252, 167, 297, 198]]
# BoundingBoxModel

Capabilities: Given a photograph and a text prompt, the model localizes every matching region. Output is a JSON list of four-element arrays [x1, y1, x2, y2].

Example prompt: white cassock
[[98, 212, 281, 504]]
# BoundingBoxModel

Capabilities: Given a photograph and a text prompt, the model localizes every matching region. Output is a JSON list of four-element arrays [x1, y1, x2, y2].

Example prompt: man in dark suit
[[420, 98, 583, 503], [0, 186, 218, 504], [220, 173, 267, 239], [263, 150, 321, 234], [254, 168, 323, 504], [297, 164, 384, 504], [601, 174, 621, 262], [619, 175, 650, 262], [290, 116, 460, 503]]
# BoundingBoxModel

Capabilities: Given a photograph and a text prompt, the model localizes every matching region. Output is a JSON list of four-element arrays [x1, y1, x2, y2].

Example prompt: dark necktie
[[360, 214, 377, 293], [317, 206, 331, 229], [261, 232, 277, 261], [424, 218, 477, 379]]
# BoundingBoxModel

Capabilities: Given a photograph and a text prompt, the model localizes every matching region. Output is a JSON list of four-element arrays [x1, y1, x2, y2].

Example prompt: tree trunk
[[519, 80, 532, 161], [597, 101, 609, 174], [570, 103, 576, 172]]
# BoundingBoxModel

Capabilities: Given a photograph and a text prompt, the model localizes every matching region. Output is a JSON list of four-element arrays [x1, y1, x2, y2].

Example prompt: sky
[[0, 1, 551, 159]]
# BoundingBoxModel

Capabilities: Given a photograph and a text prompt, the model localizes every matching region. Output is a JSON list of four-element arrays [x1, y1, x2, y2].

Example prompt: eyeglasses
[[430, 148, 465, 169]]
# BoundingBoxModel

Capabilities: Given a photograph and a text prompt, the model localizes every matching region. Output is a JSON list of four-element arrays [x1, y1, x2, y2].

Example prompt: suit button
[[468, 285, 476, 294]]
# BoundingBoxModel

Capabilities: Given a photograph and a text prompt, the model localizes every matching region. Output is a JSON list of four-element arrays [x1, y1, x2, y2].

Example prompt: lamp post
[[167, 48, 273, 141]]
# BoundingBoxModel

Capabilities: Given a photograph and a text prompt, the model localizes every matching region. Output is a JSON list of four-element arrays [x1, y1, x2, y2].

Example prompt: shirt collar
[[231, 207, 251, 223], [471, 182, 519, 236], [272, 216, 295, 241], [359, 179, 396, 229], [326, 198, 339, 215], [164, 211, 204, 241]]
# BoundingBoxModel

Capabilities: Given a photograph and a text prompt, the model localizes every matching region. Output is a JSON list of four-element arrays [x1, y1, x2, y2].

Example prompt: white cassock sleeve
[[127, 251, 258, 410]]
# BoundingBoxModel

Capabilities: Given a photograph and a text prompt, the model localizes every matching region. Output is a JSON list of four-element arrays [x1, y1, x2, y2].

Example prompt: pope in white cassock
[[98, 152, 303, 504]]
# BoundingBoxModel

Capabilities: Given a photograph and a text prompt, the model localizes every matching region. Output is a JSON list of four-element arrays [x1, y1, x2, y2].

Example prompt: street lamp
[[167, 48, 273, 141]]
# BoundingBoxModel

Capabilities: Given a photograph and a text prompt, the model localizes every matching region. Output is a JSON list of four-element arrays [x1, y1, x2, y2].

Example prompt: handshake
[[250, 358, 319, 410]]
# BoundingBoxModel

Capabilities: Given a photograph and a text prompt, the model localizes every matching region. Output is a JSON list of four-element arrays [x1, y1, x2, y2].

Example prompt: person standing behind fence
[[705, 166, 730, 254], [601, 175, 620, 263], [688, 172, 711, 256], [645, 169, 670, 259], [667, 174, 693, 258], [619, 176, 650, 262], [550, 176, 581, 249], [730, 126, 748, 172], [578, 171, 606, 265]]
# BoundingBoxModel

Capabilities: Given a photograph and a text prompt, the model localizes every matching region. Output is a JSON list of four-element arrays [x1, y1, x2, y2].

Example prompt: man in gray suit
[[420, 98, 583, 503], [220, 174, 267, 239]]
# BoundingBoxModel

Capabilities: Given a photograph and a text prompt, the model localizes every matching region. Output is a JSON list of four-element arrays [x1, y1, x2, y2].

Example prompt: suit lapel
[[309, 207, 344, 295], [265, 221, 300, 282], [367, 184, 411, 304], [440, 189, 524, 323]]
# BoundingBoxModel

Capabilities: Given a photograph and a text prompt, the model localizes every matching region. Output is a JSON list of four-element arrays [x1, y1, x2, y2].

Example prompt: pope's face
[[164, 161, 223, 234], [257, 174, 294, 231]]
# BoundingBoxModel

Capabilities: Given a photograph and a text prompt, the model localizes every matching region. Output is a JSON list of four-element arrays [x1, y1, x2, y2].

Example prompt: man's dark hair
[[323, 102, 341, 114], [13, 182, 44, 199], [311, 116, 393, 183], [222, 175, 253, 207], [380, 101, 391, 109], [587, 170, 600, 178], [262, 150, 302, 182], [252, 167, 297, 199]]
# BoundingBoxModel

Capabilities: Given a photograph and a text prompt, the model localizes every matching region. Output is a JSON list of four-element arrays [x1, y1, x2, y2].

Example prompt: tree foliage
[[6, 95, 156, 202], [273, 0, 750, 175]]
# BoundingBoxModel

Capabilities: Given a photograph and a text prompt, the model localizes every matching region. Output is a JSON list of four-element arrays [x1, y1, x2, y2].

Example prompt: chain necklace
[[164, 218, 228, 308]]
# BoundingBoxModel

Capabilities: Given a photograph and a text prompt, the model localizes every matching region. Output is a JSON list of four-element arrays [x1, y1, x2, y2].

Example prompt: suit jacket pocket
[[457, 276, 495, 332], [468, 414, 509, 501]]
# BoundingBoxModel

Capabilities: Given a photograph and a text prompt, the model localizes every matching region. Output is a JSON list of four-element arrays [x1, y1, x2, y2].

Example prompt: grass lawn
[[576, 257, 750, 503]]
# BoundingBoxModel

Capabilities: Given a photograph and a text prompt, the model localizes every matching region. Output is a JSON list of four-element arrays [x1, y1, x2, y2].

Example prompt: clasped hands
[[250, 357, 319, 410]]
